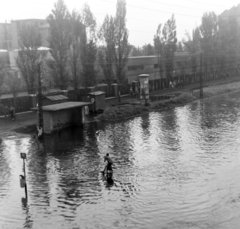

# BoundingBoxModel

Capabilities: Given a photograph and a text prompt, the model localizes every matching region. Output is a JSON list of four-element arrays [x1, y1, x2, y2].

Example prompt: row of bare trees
[[1, 2, 239, 98], [153, 14, 178, 79], [184, 10, 240, 77], [130, 7, 240, 80], [0, 0, 130, 98]]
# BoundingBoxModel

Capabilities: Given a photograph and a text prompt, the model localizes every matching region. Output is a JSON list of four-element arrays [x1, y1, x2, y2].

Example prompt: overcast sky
[[1, 0, 240, 46]]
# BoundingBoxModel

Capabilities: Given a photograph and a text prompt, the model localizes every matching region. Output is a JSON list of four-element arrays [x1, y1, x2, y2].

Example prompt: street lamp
[[200, 51, 203, 98], [36, 47, 50, 138], [193, 51, 204, 98], [37, 63, 43, 138]]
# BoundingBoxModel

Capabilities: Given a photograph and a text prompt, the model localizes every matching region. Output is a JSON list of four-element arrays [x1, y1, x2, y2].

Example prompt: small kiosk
[[33, 101, 91, 134], [82, 91, 106, 113], [139, 74, 150, 106]]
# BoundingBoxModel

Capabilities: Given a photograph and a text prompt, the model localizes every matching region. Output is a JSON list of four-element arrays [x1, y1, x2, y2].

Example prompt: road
[[0, 75, 239, 136]]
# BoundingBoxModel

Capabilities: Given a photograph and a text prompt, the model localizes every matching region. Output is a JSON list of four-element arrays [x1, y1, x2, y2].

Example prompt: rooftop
[[128, 52, 190, 59], [45, 95, 68, 101], [40, 102, 91, 112]]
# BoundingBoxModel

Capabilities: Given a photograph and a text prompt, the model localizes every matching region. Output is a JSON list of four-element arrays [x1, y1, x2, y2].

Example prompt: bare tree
[[0, 58, 6, 95], [200, 12, 218, 73], [47, 0, 70, 89], [114, 0, 131, 101], [4, 71, 22, 108], [98, 15, 115, 85], [154, 24, 164, 77], [69, 10, 83, 91], [80, 3, 97, 88], [16, 24, 44, 94], [154, 15, 177, 80], [184, 27, 201, 74], [162, 14, 177, 79]]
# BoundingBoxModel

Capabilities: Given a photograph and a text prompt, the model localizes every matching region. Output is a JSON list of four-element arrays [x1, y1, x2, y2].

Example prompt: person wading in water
[[102, 153, 113, 173]]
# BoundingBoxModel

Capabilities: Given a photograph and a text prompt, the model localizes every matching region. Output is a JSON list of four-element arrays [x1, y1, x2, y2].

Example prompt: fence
[[0, 67, 239, 115]]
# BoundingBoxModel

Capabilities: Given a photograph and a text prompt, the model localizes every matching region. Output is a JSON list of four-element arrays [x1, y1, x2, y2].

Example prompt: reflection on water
[[1, 92, 240, 228]]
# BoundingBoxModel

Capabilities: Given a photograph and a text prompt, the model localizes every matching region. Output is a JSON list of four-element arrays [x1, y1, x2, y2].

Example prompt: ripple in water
[[1, 93, 240, 228]]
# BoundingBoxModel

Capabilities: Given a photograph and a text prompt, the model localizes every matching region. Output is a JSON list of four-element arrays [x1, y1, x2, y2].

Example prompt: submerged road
[[1, 91, 240, 228]]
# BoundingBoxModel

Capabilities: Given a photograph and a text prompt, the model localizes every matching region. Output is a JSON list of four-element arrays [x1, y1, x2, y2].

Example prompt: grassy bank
[[5, 78, 240, 136], [96, 80, 240, 122], [194, 80, 240, 98], [96, 92, 194, 122]]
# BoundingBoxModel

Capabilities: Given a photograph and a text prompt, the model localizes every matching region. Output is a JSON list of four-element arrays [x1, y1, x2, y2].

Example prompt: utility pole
[[38, 63, 43, 137], [200, 51, 203, 98]]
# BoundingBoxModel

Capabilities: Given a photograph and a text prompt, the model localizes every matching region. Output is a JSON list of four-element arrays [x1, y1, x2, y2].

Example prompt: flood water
[[1, 91, 240, 229]]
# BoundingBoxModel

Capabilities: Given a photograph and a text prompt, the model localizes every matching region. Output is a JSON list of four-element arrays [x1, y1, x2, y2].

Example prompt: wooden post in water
[[23, 158, 27, 198], [20, 153, 28, 199]]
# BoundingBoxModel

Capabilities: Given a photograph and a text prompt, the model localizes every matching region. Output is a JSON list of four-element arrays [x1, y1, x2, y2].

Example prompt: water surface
[[1, 92, 240, 229]]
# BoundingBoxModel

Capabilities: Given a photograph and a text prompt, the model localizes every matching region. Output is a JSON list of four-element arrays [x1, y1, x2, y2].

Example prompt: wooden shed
[[82, 91, 106, 113], [33, 101, 91, 134]]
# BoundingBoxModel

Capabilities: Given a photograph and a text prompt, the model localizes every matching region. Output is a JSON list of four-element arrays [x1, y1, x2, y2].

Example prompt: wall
[[43, 107, 84, 134], [0, 23, 11, 50], [43, 111, 52, 134], [11, 19, 50, 50], [126, 53, 191, 85]]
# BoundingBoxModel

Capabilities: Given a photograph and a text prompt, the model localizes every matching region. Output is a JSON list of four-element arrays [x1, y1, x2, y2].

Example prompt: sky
[[1, 0, 240, 46]]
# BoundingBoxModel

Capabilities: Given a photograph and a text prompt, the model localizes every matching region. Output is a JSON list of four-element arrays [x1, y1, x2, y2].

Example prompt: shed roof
[[45, 95, 68, 101], [32, 102, 91, 112], [0, 91, 28, 99], [88, 91, 106, 96]]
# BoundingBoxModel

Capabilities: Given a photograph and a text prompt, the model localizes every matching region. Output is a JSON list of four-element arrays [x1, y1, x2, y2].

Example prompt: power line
[[99, 0, 203, 19], [1, 0, 234, 34], [182, 0, 236, 8], [1, 0, 227, 39], [131, 0, 211, 12], [24, 0, 223, 15], [23, 0, 213, 17]]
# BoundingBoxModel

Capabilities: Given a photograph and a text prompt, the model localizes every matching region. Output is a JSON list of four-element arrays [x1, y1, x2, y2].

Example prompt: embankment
[[4, 79, 240, 136], [96, 80, 240, 122]]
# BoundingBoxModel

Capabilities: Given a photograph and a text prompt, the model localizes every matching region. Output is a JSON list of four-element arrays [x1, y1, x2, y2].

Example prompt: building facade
[[126, 52, 192, 90], [0, 18, 194, 93], [11, 19, 50, 50], [0, 22, 11, 50]]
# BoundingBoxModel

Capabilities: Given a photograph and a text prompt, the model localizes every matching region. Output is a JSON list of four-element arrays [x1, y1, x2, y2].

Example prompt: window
[[154, 64, 159, 68], [145, 64, 154, 69], [128, 65, 144, 71]]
